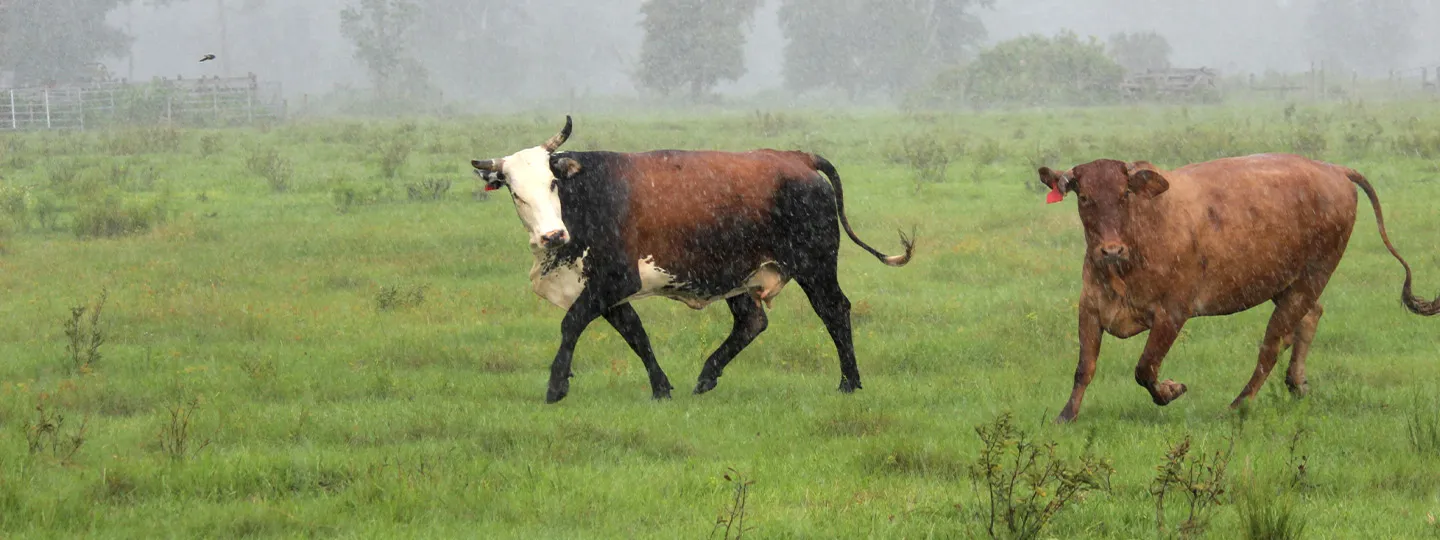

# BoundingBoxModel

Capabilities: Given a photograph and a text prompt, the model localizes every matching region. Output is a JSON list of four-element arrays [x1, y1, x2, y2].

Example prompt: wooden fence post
[[8, 90, 15, 130], [43, 89, 51, 129]]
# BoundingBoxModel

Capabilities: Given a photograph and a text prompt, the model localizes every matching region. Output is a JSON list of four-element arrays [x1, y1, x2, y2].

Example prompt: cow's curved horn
[[542, 115, 573, 152], [471, 159, 500, 171]]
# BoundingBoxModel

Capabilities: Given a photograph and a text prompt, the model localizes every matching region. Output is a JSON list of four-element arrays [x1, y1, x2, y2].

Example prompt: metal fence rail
[[0, 75, 285, 131]]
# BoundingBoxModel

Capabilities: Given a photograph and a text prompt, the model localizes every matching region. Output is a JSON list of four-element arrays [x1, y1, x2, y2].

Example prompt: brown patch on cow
[[1046, 153, 1438, 423], [617, 150, 814, 281]]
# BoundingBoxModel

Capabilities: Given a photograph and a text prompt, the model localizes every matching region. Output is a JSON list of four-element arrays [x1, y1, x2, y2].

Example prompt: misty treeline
[[0, 0, 1427, 110]]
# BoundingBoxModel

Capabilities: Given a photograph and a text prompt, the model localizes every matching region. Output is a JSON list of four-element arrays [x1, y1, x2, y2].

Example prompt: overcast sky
[[108, 0, 1440, 103]]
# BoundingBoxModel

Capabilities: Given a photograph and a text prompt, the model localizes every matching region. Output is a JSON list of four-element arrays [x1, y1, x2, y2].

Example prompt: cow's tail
[[1347, 170, 1440, 316], [812, 154, 915, 267]]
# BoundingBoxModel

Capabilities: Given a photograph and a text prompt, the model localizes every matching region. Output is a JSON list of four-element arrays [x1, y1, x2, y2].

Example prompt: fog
[[7, 0, 1440, 110]]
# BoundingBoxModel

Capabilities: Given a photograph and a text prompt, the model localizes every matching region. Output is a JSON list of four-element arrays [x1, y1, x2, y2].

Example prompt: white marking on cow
[[530, 248, 587, 309], [501, 146, 568, 250], [623, 258, 790, 311]]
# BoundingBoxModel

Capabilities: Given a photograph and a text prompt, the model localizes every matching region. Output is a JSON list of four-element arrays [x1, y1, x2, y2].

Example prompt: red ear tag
[[484, 184, 498, 192], [1045, 186, 1064, 204]]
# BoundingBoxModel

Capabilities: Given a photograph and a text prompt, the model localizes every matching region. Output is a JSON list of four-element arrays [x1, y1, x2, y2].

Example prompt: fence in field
[[0, 74, 285, 131]]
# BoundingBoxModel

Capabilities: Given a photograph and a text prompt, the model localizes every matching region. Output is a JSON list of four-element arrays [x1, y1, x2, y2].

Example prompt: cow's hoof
[[652, 381, 674, 400], [838, 378, 862, 394], [545, 381, 569, 404], [693, 378, 718, 395], [1286, 378, 1309, 398], [1055, 406, 1079, 424], [1152, 379, 1187, 406]]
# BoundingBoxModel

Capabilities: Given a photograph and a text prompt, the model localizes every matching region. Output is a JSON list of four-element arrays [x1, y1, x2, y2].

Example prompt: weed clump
[[156, 396, 213, 462], [23, 393, 88, 463], [64, 288, 108, 373], [1150, 434, 1234, 539], [711, 468, 756, 539], [406, 178, 451, 201], [375, 284, 427, 312], [72, 190, 169, 238], [969, 412, 1113, 539], [245, 147, 294, 193]]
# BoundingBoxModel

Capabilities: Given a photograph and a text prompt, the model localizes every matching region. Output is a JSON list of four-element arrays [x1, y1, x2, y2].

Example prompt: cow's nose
[[540, 229, 569, 248], [1098, 243, 1129, 261]]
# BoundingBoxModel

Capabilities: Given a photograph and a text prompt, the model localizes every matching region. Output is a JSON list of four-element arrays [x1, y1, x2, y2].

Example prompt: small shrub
[[0, 182, 28, 231], [711, 468, 756, 539], [378, 126, 415, 179], [198, 133, 224, 158], [64, 288, 108, 373], [969, 412, 1113, 539], [47, 160, 82, 193], [22, 394, 88, 463], [32, 192, 59, 231], [406, 178, 451, 201], [1286, 422, 1312, 492], [1150, 434, 1234, 539], [330, 175, 386, 213], [375, 284, 427, 312], [156, 396, 212, 462], [73, 190, 168, 238], [245, 147, 293, 193], [891, 132, 958, 190]]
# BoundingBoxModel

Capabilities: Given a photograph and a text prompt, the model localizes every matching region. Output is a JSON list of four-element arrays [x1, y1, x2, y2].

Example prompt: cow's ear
[[551, 157, 582, 179], [1125, 162, 1169, 198], [1038, 167, 1075, 202]]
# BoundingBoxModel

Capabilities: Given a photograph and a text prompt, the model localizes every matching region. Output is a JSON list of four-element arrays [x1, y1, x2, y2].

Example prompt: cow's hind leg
[[602, 303, 674, 400], [794, 271, 862, 393], [1231, 288, 1317, 408], [1134, 307, 1190, 406], [694, 295, 769, 395], [1285, 303, 1323, 397]]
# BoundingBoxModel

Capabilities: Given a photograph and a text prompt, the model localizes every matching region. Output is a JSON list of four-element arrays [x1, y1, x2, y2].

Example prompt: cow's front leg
[[602, 303, 673, 400], [1056, 305, 1103, 423], [1134, 308, 1189, 406], [546, 288, 613, 404]]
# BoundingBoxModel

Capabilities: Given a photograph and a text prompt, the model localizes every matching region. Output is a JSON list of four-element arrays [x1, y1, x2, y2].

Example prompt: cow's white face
[[472, 117, 580, 251], [499, 146, 568, 250]]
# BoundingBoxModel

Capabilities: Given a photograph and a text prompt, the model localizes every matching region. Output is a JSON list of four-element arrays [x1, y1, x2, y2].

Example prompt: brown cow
[[1038, 153, 1438, 422]]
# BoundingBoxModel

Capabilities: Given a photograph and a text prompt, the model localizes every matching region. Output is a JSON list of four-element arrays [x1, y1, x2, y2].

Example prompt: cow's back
[[1158, 154, 1358, 314]]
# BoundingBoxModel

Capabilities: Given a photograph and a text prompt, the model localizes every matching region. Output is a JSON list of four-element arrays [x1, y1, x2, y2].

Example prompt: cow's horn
[[542, 115, 573, 152], [471, 159, 500, 171]]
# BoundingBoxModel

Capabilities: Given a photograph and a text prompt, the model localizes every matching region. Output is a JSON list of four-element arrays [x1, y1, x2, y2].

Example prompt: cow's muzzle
[[540, 229, 570, 249], [1097, 242, 1130, 264]]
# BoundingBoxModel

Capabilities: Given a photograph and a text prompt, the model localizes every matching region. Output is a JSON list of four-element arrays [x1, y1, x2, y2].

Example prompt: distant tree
[[778, 0, 993, 99], [1107, 31, 1171, 73], [1306, 0, 1417, 76], [0, 0, 132, 85], [964, 31, 1126, 108], [339, 0, 433, 102], [635, 0, 761, 99]]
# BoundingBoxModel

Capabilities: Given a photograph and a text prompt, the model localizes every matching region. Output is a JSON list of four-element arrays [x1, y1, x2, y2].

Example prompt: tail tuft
[[883, 227, 917, 267]]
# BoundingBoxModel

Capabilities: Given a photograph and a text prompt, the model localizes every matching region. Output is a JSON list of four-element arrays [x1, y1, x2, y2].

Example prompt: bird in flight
[[199, 54, 217, 62]]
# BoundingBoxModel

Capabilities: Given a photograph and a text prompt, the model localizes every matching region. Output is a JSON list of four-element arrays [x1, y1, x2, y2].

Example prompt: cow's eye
[[1077, 194, 1090, 204]]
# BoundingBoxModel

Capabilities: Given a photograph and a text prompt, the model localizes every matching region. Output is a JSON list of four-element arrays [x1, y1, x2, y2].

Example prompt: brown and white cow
[[1039, 153, 1438, 422], [472, 117, 914, 403]]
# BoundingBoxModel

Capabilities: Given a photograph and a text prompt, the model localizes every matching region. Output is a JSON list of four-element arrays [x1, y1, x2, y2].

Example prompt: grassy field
[[0, 102, 1439, 538]]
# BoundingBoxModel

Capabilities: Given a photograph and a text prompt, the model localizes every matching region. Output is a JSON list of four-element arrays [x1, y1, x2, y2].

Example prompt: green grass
[[1, 102, 1439, 538]]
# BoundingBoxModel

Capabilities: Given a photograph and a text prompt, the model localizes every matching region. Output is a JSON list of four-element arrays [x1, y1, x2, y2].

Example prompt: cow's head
[[471, 116, 584, 250], [1038, 159, 1170, 265]]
